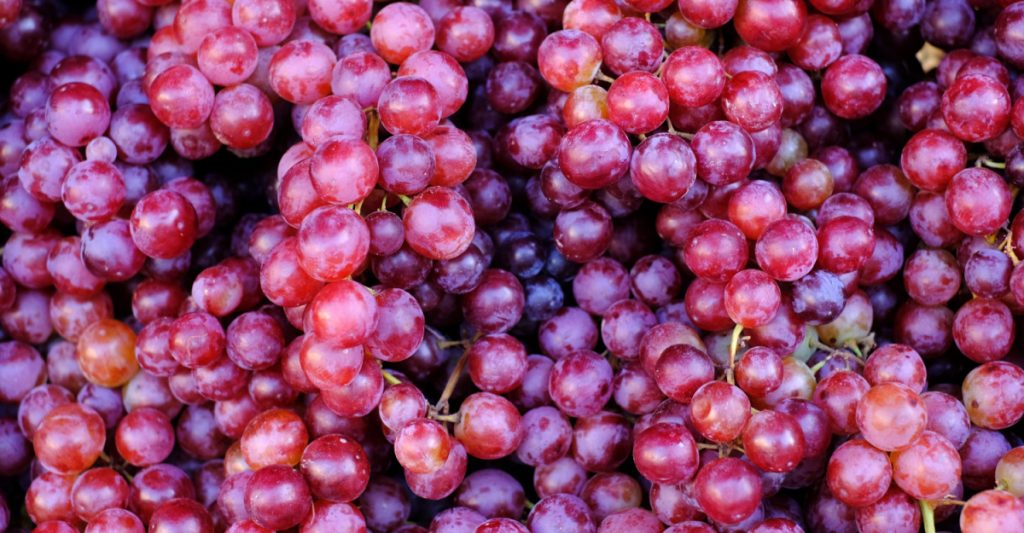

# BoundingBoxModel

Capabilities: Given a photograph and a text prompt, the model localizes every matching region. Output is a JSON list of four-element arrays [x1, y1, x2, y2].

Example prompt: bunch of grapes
[[0, 0, 1023, 531]]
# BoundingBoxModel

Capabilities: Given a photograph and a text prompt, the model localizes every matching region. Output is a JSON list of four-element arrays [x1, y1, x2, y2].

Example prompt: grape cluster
[[0, 0, 1023, 531]]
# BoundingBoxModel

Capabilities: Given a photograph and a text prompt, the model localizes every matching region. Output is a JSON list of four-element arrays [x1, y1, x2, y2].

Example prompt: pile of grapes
[[0, 0, 1023, 530]]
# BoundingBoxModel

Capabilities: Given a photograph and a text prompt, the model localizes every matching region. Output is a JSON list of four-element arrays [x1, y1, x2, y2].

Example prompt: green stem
[[726, 323, 743, 384], [977, 155, 1006, 169], [382, 369, 401, 386], [432, 337, 478, 415], [809, 338, 835, 352], [365, 109, 380, 150], [920, 500, 936, 533], [431, 412, 461, 423], [808, 358, 829, 374]]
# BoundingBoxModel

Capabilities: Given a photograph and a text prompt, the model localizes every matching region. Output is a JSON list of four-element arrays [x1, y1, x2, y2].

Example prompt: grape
[[784, 159, 834, 211], [852, 486, 921, 533], [371, 2, 435, 65], [436, 6, 494, 62], [891, 430, 962, 501], [788, 15, 842, 71], [403, 186, 476, 260], [209, 83, 275, 150], [632, 422, 698, 484], [245, 465, 312, 530], [600, 17, 661, 76], [945, 167, 1013, 236], [537, 30, 601, 93], [817, 215, 875, 274], [821, 55, 887, 119], [515, 406, 572, 466], [548, 350, 613, 417], [742, 410, 805, 473], [86, 509, 145, 532], [33, 404, 106, 475], [300, 434, 370, 502], [693, 457, 762, 525], [827, 438, 893, 508], [405, 440, 467, 500], [607, 72, 669, 135], [962, 361, 1024, 430], [268, 40, 335, 105], [304, 0, 362, 38], [684, 219, 748, 283], [960, 489, 1024, 532], [301, 95, 366, 148], [756, 217, 818, 282], [398, 50, 468, 120], [130, 190, 199, 259], [690, 382, 751, 443], [856, 382, 927, 451], [116, 407, 174, 467], [46, 82, 112, 147], [240, 408, 308, 468], [77, 318, 139, 387], [724, 269, 781, 327], [297, 205, 370, 281], [26, 471, 75, 524], [425, 125, 477, 187], [721, 71, 783, 132], [455, 392, 523, 460], [527, 494, 595, 533], [942, 74, 1012, 142]]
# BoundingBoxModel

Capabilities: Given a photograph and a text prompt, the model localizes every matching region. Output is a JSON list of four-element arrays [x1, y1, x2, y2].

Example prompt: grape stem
[[809, 338, 835, 352], [596, 72, 616, 84], [366, 109, 380, 150], [726, 323, 743, 384], [432, 412, 461, 423], [919, 500, 936, 533], [976, 155, 1006, 169], [665, 121, 694, 140], [381, 366, 401, 386], [431, 335, 480, 416], [999, 231, 1021, 265]]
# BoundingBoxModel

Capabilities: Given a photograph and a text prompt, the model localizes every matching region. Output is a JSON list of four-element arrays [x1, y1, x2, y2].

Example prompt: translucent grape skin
[[962, 361, 1024, 430], [244, 464, 312, 530], [734, 0, 806, 52], [826, 438, 892, 508], [693, 457, 762, 525], [403, 186, 476, 260], [632, 422, 698, 485], [537, 29, 602, 93], [33, 404, 106, 475]]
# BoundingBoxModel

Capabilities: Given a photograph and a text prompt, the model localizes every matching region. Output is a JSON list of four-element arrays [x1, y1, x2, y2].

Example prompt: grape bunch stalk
[[0, 0, 1023, 531]]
